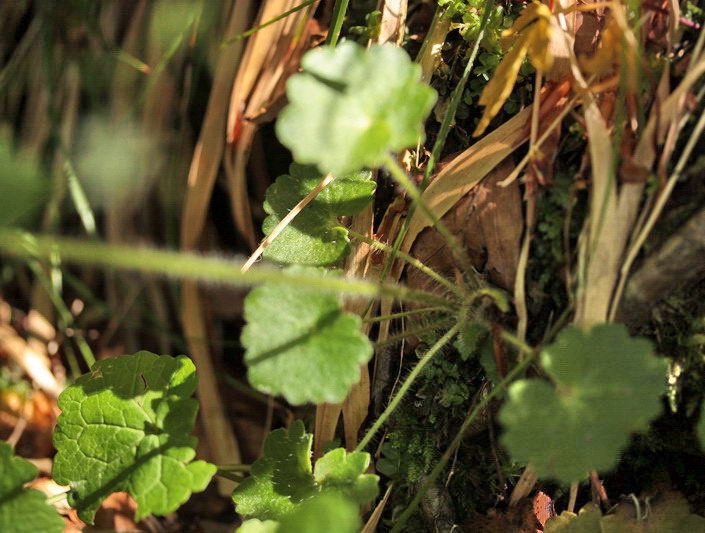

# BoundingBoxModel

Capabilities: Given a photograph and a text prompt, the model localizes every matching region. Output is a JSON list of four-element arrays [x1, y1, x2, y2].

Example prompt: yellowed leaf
[[474, 1, 553, 136]]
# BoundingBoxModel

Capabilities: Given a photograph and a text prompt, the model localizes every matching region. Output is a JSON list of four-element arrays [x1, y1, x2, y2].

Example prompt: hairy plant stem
[[355, 324, 460, 452], [348, 229, 465, 299], [362, 306, 446, 323], [391, 343, 538, 532], [383, 155, 473, 275], [0, 229, 453, 308], [373, 317, 455, 350]]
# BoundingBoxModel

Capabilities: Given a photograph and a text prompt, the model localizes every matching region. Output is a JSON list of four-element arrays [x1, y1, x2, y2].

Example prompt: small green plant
[[1, 22, 704, 533]]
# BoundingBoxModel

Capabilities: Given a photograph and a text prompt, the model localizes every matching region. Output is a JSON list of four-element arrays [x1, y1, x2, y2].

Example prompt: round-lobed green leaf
[[242, 266, 373, 405], [499, 324, 667, 483], [276, 41, 437, 177]]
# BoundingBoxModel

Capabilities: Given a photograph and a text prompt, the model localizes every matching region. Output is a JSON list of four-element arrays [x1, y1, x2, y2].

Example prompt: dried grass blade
[[400, 105, 533, 256], [575, 99, 617, 326]]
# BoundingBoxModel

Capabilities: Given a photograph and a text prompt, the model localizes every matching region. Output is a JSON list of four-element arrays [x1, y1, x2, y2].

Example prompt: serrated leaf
[[0, 442, 64, 533], [278, 492, 360, 533], [313, 448, 379, 504], [262, 164, 375, 266], [276, 42, 437, 177], [236, 519, 280, 533], [232, 422, 313, 520], [232, 422, 378, 522], [242, 266, 373, 405], [52, 351, 216, 523], [499, 324, 666, 483]]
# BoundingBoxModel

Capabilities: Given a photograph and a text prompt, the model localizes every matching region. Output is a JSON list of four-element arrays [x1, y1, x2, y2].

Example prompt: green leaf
[[232, 422, 378, 522], [499, 324, 667, 483], [52, 351, 216, 523], [242, 266, 373, 405], [277, 493, 360, 533], [262, 164, 375, 266], [0, 442, 64, 533], [454, 322, 488, 360], [232, 422, 311, 521], [236, 519, 280, 533], [276, 42, 437, 176], [314, 448, 379, 504]]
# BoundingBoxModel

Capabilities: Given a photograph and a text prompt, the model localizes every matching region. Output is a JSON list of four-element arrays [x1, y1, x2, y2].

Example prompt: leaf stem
[[355, 323, 460, 452], [216, 470, 247, 483], [0, 229, 452, 307], [222, 0, 317, 46], [348, 230, 464, 299], [241, 173, 336, 272], [390, 344, 538, 532], [362, 306, 445, 323], [373, 317, 455, 350]]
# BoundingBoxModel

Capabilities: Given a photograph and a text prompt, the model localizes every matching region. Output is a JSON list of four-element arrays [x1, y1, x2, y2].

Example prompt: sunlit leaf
[[262, 164, 375, 266], [278, 492, 360, 533], [276, 42, 436, 176], [0, 442, 64, 533], [232, 421, 378, 522], [242, 266, 373, 405], [499, 324, 666, 483], [52, 352, 216, 523]]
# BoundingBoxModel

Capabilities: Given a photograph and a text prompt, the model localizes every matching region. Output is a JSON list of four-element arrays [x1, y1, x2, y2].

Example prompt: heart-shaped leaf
[[499, 324, 666, 483], [242, 267, 373, 405], [276, 42, 436, 176]]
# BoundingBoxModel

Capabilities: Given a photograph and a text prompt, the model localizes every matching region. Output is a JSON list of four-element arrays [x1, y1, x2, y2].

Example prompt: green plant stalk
[[348, 229, 464, 299], [355, 323, 460, 452], [325, 0, 350, 46], [362, 306, 445, 323], [422, 0, 495, 187], [215, 470, 246, 483], [383, 154, 473, 275], [373, 317, 456, 350], [0, 229, 452, 308], [63, 157, 96, 235], [391, 345, 538, 532], [223, 0, 317, 45]]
